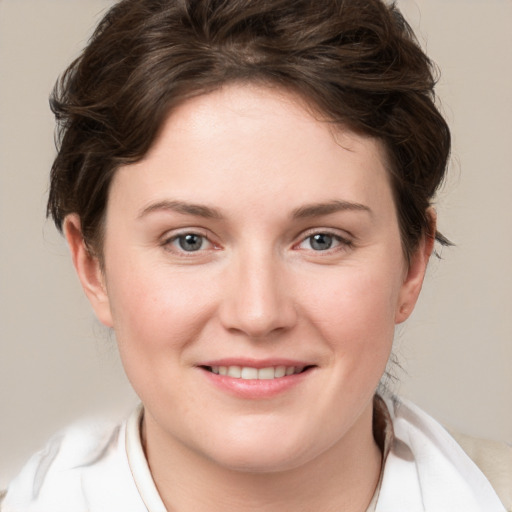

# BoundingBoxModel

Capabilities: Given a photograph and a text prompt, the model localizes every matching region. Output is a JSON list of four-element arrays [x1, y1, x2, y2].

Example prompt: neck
[[143, 402, 382, 512]]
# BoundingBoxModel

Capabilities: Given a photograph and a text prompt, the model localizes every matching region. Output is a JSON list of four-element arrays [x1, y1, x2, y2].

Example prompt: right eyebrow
[[137, 200, 225, 220]]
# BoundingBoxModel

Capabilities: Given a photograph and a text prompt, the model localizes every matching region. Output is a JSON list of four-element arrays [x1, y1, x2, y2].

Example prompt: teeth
[[257, 367, 275, 380], [275, 365, 286, 378], [227, 366, 242, 378], [209, 365, 305, 380], [285, 366, 295, 376], [241, 367, 258, 379]]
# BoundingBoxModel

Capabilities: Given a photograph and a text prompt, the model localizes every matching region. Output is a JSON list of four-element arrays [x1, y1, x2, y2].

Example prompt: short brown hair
[[48, 0, 451, 259]]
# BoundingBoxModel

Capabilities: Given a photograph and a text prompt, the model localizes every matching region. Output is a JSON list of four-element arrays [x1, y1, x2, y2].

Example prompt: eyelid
[[160, 228, 220, 254], [293, 228, 354, 251]]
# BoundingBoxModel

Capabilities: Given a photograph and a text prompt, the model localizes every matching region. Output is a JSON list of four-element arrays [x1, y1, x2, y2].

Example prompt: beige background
[[1, 0, 511, 489]]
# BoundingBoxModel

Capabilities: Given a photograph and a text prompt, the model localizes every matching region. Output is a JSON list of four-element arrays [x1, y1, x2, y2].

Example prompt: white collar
[[124, 399, 505, 512], [374, 396, 505, 511], [126, 405, 167, 512]]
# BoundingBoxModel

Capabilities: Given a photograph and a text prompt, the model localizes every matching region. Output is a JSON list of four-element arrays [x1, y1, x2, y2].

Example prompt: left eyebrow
[[291, 200, 372, 219]]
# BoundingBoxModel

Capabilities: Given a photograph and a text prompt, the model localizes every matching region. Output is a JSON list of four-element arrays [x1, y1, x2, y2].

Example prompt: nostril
[[217, 272, 298, 338]]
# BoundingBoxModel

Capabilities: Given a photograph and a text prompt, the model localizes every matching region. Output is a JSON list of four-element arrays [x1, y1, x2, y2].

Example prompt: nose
[[218, 251, 298, 339]]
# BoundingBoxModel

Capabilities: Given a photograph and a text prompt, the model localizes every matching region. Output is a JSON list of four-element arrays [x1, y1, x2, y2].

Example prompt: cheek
[[104, 262, 221, 401], [305, 264, 400, 324], [105, 260, 217, 351], [299, 264, 401, 360]]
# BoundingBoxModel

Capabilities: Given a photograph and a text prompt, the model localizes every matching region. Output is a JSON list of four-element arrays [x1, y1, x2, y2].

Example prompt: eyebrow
[[138, 200, 224, 220], [138, 199, 371, 221], [291, 200, 372, 219]]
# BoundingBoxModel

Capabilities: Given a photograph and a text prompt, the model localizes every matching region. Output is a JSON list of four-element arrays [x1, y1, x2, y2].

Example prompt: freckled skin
[[66, 84, 432, 511]]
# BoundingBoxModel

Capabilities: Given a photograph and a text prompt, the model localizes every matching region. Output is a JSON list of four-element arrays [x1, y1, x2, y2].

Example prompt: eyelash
[[161, 229, 353, 256], [161, 230, 217, 256], [294, 230, 353, 253]]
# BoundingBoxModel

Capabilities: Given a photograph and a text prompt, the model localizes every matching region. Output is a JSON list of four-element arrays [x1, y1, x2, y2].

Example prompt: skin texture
[[65, 84, 434, 511]]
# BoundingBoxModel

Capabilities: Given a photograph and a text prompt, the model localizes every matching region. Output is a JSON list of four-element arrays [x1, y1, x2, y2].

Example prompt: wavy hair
[[48, 0, 451, 260]]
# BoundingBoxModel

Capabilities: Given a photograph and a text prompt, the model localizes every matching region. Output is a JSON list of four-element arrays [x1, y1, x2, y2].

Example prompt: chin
[[210, 446, 311, 474], [199, 426, 322, 474]]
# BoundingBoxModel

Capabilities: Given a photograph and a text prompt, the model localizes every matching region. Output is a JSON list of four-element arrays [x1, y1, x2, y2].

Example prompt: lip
[[199, 357, 314, 369], [196, 358, 316, 400]]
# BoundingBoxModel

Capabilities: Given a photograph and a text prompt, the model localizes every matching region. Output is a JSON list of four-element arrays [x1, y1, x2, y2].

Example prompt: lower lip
[[200, 368, 313, 399]]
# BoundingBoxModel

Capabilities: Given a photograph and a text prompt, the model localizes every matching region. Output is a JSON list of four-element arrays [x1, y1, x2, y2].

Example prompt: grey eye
[[309, 233, 333, 251], [178, 233, 204, 251]]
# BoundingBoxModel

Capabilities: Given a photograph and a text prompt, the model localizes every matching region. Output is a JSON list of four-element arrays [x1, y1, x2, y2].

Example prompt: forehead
[[108, 84, 393, 220]]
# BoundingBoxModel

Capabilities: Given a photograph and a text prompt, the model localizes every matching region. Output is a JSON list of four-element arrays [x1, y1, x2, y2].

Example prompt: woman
[[2, 0, 510, 510]]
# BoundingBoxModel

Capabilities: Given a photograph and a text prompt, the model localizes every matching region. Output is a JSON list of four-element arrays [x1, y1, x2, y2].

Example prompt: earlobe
[[395, 209, 436, 324], [63, 214, 114, 327]]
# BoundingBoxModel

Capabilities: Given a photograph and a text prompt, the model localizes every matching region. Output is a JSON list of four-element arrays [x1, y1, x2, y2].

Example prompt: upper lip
[[197, 358, 316, 369]]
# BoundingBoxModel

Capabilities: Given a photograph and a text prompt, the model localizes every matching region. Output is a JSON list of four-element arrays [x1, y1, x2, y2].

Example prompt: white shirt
[[3, 397, 506, 511]]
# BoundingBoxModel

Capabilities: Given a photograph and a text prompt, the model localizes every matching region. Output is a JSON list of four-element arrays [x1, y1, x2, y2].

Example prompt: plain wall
[[1, 0, 511, 489]]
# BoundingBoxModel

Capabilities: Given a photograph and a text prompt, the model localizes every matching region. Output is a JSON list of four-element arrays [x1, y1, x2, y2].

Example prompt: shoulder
[[449, 430, 512, 512], [2, 411, 145, 512], [377, 395, 510, 511]]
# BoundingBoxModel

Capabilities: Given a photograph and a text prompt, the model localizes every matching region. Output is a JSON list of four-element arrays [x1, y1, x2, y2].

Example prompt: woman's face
[[69, 84, 430, 472]]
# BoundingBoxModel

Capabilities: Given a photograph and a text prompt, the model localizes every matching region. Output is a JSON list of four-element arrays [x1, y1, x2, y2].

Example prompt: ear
[[63, 214, 114, 327], [395, 209, 436, 324]]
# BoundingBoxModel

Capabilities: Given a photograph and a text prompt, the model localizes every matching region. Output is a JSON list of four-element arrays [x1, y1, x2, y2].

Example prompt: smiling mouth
[[201, 365, 315, 380]]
